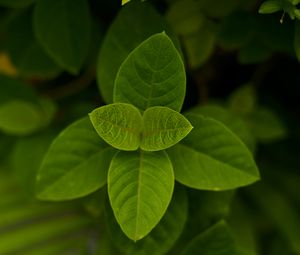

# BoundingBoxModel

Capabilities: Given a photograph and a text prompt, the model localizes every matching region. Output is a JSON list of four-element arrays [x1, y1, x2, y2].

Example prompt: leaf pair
[[89, 103, 193, 151]]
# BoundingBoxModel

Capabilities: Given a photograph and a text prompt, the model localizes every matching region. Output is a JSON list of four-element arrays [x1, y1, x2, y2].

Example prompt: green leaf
[[97, 1, 181, 104], [89, 103, 143, 151], [114, 32, 185, 112], [33, 0, 91, 74], [259, 0, 282, 14], [167, 113, 260, 190], [122, 0, 131, 5], [106, 185, 188, 255], [228, 84, 256, 116], [3, 9, 62, 78], [181, 221, 237, 255], [0, 100, 44, 135], [188, 104, 256, 153], [108, 150, 174, 241], [36, 117, 117, 201], [246, 107, 287, 143], [141, 106, 193, 151], [0, 0, 35, 7]]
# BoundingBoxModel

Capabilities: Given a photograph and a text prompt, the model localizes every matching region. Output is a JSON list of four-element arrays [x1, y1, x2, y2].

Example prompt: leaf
[[167, 113, 260, 190], [114, 32, 185, 112], [0, 0, 35, 7], [108, 150, 174, 241], [89, 103, 143, 151], [97, 1, 181, 104], [33, 0, 91, 74], [3, 9, 62, 78], [246, 107, 287, 143], [36, 117, 117, 201], [0, 100, 44, 135], [181, 221, 237, 255], [122, 0, 131, 5], [188, 104, 256, 152], [259, 0, 282, 14], [106, 185, 188, 255], [141, 106, 193, 151]]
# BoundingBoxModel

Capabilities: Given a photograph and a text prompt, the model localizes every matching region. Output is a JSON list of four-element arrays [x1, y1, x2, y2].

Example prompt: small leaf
[[106, 185, 188, 255], [167, 113, 260, 190], [114, 32, 186, 112], [0, 0, 35, 7], [259, 0, 282, 14], [181, 221, 237, 255], [33, 0, 91, 74], [89, 103, 143, 151], [141, 107, 193, 151], [97, 1, 180, 103], [36, 117, 117, 201], [0, 100, 43, 135], [108, 150, 174, 241], [122, 0, 131, 5]]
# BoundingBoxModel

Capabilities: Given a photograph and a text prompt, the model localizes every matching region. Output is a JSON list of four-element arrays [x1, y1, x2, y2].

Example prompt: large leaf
[[36, 117, 116, 201], [114, 32, 185, 112], [108, 150, 174, 241], [106, 186, 188, 255], [97, 1, 180, 103], [168, 113, 260, 190], [141, 107, 193, 151], [3, 9, 61, 78], [33, 0, 91, 74], [89, 103, 142, 151], [181, 221, 237, 255]]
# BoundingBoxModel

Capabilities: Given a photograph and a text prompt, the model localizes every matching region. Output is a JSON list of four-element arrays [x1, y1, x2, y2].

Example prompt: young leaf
[[108, 150, 174, 241], [106, 186, 188, 255], [141, 107, 193, 151], [89, 103, 143, 151], [114, 32, 186, 112], [36, 117, 117, 201], [97, 1, 180, 103], [181, 221, 237, 255], [167, 113, 260, 190], [33, 0, 91, 74]]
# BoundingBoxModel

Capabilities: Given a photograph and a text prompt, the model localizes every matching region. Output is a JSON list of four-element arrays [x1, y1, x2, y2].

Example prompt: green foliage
[[0, 0, 297, 254]]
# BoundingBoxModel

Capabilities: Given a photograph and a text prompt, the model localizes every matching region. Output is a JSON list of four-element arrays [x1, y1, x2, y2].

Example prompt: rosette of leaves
[[36, 32, 260, 244]]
